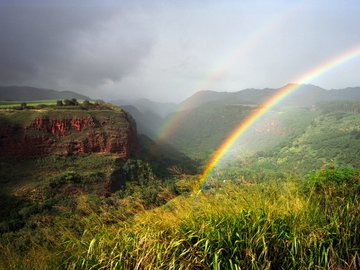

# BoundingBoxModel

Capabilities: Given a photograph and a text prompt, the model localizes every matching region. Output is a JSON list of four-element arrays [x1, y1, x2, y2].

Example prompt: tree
[[56, 100, 63, 106], [82, 100, 90, 107], [20, 102, 27, 109], [71, 98, 79, 105]]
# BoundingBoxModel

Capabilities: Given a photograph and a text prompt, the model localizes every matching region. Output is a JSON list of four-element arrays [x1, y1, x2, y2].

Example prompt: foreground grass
[[1, 169, 359, 269]]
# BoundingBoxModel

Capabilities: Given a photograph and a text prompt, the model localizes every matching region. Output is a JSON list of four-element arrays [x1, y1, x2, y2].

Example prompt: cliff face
[[0, 110, 139, 158]]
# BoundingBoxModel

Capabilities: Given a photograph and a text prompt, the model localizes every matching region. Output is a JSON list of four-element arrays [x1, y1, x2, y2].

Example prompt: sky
[[0, 0, 360, 102]]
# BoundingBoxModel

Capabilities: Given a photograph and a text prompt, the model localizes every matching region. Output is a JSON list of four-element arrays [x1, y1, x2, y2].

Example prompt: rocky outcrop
[[31, 117, 96, 136], [0, 110, 139, 158]]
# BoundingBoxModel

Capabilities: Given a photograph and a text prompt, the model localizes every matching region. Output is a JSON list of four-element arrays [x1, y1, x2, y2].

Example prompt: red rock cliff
[[0, 110, 139, 158]]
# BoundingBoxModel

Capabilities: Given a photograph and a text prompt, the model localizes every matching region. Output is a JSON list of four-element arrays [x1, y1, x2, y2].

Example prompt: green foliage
[[166, 105, 318, 161], [278, 112, 360, 171], [49, 171, 81, 188], [53, 174, 359, 269], [303, 167, 359, 203], [63, 99, 78, 106], [1, 163, 359, 269], [166, 104, 251, 160], [1, 99, 360, 269], [122, 159, 154, 184], [319, 100, 360, 114]]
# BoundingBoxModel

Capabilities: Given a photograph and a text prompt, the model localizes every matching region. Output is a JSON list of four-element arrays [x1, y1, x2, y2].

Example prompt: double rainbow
[[195, 45, 360, 190], [155, 4, 302, 142]]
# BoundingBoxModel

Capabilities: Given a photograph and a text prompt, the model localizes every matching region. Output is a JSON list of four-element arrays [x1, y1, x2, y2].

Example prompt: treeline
[[7, 99, 110, 111], [319, 100, 360, 114]]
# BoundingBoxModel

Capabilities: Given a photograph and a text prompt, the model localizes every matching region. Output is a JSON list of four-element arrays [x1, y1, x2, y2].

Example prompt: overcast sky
[[1, 0, 360, 102]]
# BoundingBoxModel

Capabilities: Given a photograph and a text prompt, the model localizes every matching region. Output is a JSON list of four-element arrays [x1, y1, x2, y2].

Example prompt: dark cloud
[[0, 1, 359, 102], [0, 4, 153, 91]]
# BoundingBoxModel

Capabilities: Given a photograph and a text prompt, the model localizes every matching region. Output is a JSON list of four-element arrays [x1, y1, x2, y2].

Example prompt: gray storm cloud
[[0, 1, 360, 102], [0, 4, 152, 92]]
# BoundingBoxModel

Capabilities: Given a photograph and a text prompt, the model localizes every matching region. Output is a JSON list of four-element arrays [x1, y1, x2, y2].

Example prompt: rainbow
[[155, 4, 302, 141], [195, 45, 360, 190]]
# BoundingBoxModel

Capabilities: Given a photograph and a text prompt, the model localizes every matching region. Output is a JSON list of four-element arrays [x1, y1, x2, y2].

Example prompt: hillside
[[200, 101, 360, 184], [0, 86, 90, 101], [272, 108, 360, 172], [165, 103, 318, 160], [1, 98, 359, 270], [180, 84, 360, 110]]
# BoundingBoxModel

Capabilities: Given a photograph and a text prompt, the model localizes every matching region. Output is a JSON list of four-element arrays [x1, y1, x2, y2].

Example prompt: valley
[[0, 86, 359, 269]]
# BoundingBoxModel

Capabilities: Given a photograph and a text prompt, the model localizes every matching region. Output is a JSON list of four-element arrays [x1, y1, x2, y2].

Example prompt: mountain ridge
[[0, 86, 90, 101], [180, 84, 360, 110]]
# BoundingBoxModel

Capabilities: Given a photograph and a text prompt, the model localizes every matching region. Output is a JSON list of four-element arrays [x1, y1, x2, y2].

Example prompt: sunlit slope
[[272, 110, 360, 171], [16, 169, 357, 270]]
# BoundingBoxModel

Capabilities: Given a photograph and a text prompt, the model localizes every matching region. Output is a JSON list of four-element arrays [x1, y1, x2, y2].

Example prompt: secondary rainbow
[[195, 45, 360, 190], [155, 4, 302, 141]]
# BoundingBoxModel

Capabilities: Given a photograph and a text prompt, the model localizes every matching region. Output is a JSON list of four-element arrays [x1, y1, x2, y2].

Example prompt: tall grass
[[58, 175, 359, 270], [0, 169, 358, 269]]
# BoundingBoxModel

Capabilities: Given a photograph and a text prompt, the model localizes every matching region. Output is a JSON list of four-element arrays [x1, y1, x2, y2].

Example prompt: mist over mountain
[[121, 105, 164, 137], [0, 86, 90, 101], [112, 98, 177, 138], [111, 98, 177, 118]]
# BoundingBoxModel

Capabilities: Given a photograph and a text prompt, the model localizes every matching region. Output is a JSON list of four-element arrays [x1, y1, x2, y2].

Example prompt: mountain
[[0, 86, 90, 101], [180, 84, 360, 110], [330, 87, 360, 100], [164, 102, 318, 160]]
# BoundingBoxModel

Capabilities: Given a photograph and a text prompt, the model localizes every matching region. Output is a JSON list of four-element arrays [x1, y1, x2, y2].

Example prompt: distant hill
[[122, 105, 164, 137], [111, 98, 177, 138], [111, 98, 177, 118], [180, 84, 360, 110], [0, 86, 90, 101]]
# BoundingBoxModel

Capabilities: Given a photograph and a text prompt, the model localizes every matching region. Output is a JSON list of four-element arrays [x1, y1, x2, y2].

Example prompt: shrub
[[49, 171, 81, 188], [304, 167, 357, 195]]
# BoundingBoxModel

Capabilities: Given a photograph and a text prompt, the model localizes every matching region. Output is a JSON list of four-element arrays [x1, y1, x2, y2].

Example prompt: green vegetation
[[0, 99, 60, 108], [0, 100, 359, 269], [166, 104, 318, 161], [0, 98, 113, 110], [0, 167, 358, 269], [166, 104, 253, 160]]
